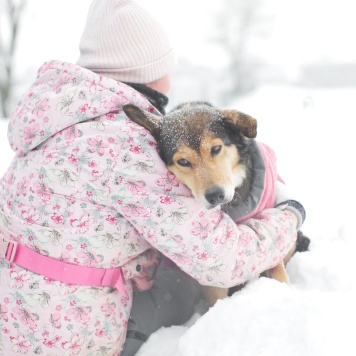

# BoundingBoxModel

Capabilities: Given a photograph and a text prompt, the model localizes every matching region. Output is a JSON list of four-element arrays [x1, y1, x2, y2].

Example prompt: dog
[[123, 101, 303, 307]]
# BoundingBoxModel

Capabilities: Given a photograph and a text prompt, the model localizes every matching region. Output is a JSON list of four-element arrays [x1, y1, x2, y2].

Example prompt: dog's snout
[[205, 186, 225, 208]]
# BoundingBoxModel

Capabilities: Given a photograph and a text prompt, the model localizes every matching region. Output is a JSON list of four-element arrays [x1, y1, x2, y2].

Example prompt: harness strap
[[0, 235, 127, 297]]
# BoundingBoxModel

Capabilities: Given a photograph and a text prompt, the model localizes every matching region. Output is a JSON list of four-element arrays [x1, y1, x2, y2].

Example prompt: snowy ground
[[1, 86, 356, 355]]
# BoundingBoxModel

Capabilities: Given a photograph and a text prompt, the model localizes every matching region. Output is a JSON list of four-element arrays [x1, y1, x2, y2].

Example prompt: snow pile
[[289, 224, 356, 293], [137, 224, 356, 356]]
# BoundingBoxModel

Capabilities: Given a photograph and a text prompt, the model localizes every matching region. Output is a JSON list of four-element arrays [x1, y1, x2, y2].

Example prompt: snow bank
[[138, 225, 356, 356], [179, 280, 355, 356]]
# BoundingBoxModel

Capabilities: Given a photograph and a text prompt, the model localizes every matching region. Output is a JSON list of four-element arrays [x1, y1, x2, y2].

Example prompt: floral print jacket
[[0, 61, 298, 355]]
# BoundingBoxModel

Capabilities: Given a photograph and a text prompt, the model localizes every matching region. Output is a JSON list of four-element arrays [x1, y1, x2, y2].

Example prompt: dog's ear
[[123, 104, 162, 138], [220, 109, 257, 138]]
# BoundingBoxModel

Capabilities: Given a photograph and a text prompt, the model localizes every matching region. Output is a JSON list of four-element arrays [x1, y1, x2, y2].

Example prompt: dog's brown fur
[[123, 102, 294, 307]]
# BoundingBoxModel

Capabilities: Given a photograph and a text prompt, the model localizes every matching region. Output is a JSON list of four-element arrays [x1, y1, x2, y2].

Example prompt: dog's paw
[[296, 231, 311, 253]]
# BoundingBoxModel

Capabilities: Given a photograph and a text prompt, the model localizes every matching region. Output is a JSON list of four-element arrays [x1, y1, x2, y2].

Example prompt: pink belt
[[0, 235, 126, 297]]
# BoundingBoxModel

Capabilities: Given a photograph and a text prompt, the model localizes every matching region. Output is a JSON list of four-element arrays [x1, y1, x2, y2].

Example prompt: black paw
[[296, 231, 311, 253], [228, 282, 247, 296]]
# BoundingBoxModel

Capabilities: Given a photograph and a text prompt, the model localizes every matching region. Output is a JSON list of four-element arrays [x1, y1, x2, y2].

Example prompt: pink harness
[[0, 234, 126, 296]]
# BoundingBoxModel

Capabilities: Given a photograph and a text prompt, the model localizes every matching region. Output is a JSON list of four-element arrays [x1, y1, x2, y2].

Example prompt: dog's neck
[[226, 149, 254, 207], [232, 157, 253, 205]]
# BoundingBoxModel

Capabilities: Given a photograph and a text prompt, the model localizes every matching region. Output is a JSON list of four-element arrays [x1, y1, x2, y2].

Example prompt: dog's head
[[123, 102, 257, 209]]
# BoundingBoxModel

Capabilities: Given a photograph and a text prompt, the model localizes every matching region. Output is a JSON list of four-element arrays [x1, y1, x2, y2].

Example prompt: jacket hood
[[8, 60, 156, 154]]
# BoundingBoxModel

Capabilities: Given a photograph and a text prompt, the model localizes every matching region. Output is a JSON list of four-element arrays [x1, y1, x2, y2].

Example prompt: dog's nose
[[205, 186, 225, 208]]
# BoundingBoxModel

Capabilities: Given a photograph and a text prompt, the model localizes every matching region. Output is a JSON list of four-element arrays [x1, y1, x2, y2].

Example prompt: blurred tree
[[213, 0, 272, 102], [0, 0, 26, 118]]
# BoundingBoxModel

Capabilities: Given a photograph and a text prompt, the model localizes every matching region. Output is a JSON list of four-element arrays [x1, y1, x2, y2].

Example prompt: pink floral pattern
[[156, 171, 179, 191], [32, 98, 50, 118], [23, 123, 40, 144], [87, 135, 109, 156], [191, 220, 211, 239], [0, 61, 297, 354]]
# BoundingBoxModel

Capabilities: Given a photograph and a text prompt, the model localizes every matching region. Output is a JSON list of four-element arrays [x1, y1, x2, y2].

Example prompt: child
[[0, 1, 302, 354]]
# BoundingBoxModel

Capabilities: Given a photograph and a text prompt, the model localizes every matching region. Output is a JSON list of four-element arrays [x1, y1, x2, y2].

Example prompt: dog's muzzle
[[204, 186, 227, 208]]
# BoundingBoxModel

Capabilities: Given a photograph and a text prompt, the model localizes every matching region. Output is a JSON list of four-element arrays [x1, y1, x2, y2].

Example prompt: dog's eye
[[177, 159, 191, 167], [211, 145, 222, 157]]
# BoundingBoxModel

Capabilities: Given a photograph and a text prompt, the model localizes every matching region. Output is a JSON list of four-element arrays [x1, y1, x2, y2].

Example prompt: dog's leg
[[265, 262, 290, 284], [268, 232, 311, 284], [283, 231, 311, 265], [202, 240, 303, 306], [283, 241, 297, 265], [201, 286, 229, 307], [203, 242, 296, 305]]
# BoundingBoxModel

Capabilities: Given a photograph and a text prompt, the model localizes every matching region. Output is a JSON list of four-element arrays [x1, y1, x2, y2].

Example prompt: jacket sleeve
[[100, 118, 299, 288]]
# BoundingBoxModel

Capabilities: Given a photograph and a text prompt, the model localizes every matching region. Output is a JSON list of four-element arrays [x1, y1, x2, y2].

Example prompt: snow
[[178, 280, 354, 356], [1, 86, 356, 355], [0, 121, 14, 170], [137, 227, 356, 356]]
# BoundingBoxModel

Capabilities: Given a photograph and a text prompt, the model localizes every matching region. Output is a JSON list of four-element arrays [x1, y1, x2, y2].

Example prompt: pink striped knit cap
[[77, 0, 176, 83]]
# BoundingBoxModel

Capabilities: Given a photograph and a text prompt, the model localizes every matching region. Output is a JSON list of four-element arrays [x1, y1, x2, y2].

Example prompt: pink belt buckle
[[0, 235, 18, 262]]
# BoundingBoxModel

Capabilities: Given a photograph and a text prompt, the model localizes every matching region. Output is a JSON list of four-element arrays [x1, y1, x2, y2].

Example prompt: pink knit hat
[[77, 0, 176, 84]]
